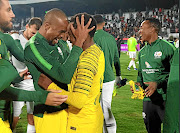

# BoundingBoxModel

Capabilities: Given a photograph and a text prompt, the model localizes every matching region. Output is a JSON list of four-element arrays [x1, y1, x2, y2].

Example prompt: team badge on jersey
[[154, 51, 162, 59], [145, 61, 152, 68]]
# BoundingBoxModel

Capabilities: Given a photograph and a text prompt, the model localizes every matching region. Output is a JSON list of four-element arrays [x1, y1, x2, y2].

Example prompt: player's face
[[26, 24, 38, 40], [46, 18, 68, 45], [0, 0, 15, 32], [139, 20, 152, 42]]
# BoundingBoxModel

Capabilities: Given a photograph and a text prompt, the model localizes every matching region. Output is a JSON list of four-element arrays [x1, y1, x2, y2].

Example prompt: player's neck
[[148, 34, 158, 44], [82, 38, 94, 51], [23, 30, 29, 40]]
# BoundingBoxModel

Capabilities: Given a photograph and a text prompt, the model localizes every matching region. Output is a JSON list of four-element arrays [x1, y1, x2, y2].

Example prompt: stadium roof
[[10, 0, 178, 18], [10, 0, 59, 5]]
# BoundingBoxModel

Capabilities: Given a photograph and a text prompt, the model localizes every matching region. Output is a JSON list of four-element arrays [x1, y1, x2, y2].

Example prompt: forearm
[[48, 83, 87, 109], [7, 40, 24, 62], [26, 45, 82, 84], [0, 86, 48, 104]]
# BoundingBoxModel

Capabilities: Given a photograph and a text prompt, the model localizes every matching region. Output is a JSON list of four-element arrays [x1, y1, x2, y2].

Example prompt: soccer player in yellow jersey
[[38, 13, 105, 133]]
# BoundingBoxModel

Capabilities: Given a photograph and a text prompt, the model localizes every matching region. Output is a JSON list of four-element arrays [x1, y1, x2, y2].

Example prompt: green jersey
[[56, 40, 70, 63], [94, 29, 121, 83], [24, 32, 82, 117], [0, 32, 49, 120], [137, 39, 175, 101], [0, 31, 24, 62], [127, 37, 137, 52], [163, 48, 179, 133]]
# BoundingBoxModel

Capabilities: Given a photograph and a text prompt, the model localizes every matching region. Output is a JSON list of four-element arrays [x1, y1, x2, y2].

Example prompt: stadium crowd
[[0, 0, 179, 133]]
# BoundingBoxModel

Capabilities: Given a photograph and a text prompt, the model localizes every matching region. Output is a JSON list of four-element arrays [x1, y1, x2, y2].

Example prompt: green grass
[[15, 52, 147, 133]]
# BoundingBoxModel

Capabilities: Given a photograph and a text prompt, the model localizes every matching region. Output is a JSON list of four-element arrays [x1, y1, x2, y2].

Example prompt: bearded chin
[[0, 22, 12, 32]]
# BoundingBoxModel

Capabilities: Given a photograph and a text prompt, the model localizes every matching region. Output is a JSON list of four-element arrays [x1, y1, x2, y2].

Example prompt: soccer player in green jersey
[[93, 14, 121, 133], [163, 48, 179, 133], [131, 18, 175, 133]]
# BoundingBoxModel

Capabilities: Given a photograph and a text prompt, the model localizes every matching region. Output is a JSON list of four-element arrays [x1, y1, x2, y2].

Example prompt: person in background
[[127, 34, 138, 70], [11, 17, 42, 133], [93, 14, 121, 133], [131, 18, 175, 133]]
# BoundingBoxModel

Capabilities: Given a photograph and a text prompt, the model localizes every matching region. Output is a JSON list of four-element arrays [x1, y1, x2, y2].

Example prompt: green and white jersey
[[137, 38, 175, 101], [94, 29, 121, 83], [127, 37, 137, 52]]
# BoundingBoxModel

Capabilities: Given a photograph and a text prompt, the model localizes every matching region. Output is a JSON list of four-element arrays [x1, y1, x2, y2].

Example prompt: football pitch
[[16, 52, 147, 133]]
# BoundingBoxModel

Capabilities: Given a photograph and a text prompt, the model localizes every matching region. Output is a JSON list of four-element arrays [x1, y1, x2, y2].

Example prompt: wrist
[[74, 39, 85, 48]]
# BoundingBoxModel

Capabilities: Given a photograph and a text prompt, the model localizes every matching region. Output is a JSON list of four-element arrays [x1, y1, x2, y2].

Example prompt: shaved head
[[43, 8, 67, 25], [39, 8, 69, 45]]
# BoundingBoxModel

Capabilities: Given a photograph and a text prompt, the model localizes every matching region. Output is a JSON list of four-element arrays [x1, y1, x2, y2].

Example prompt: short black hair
[[70, 13, 97, 38], [94, 14, 105, 24], [27, 17, 42, 30], [146, 18, 161, 33]]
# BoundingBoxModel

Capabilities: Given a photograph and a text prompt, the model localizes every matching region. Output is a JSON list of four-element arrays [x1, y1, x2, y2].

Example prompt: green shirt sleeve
[[114, 40, 121, 76], [0, 59, 19, 93], [0, 86, 48, 104], [25, 42, 83, 84], [156, 41, 175, 89], [4, 34, 24, 62]]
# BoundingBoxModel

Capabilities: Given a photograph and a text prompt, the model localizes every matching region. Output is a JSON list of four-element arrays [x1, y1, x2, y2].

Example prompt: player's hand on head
[[71, 14, 95, 47], [45, 92, 68, 106]]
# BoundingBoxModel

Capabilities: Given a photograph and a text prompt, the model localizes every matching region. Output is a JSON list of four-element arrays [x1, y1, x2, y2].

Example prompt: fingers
[[76, 16, 80, 28], [130, 88, 134, 93], [70, 23, 75, 36], [81, 14, 84, 27], [85, 17, 92, 28], [88, 26, 95, 32], [45, 93, 68, 106]]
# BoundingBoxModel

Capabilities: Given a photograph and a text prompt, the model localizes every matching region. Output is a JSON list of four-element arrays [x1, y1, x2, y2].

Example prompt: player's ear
[[44, 22, 50, 31]]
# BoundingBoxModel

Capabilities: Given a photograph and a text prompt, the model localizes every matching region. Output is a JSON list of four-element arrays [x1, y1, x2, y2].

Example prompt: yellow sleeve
[[48, 82, 88, 109]]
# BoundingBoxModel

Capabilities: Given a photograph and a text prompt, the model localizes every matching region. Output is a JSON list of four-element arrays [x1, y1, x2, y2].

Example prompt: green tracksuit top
[[0, 33, 48, 120], [24, 32, 82, 117], [0, 31, 24, 62], [0, 61, 48, 110], [56, 40, 70, 63], [94, 29, 121, 83], [137, 39, 175, 101], [163, 48, 179, 133]]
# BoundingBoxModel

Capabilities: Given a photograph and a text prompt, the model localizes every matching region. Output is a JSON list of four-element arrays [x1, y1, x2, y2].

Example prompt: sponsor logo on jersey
[[154, 51, 162, 59], [145, 61, 152, 68]]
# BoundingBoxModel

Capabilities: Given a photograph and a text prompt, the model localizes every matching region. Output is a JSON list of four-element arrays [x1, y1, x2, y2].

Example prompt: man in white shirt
[[11, 17, 42, 133]]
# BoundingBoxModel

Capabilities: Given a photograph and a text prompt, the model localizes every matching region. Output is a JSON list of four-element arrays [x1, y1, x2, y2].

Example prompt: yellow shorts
[[0, 118, 12, 133], [34, 110, 67, 133]]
